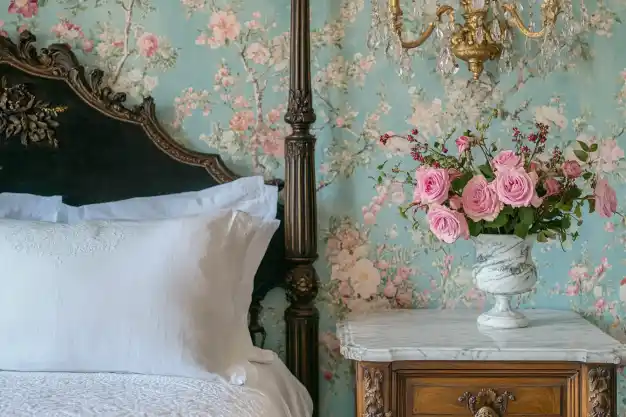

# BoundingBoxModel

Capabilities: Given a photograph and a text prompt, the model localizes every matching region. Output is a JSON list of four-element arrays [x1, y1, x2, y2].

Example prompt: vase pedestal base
[[477, 294, 529, 329]]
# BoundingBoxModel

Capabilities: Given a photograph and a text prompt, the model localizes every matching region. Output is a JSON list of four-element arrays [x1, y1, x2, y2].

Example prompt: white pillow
[[0, 211, 261, 381], [58, 176, 277, 223], [56, 176, 280, 365], [0, 193, 61, 221]]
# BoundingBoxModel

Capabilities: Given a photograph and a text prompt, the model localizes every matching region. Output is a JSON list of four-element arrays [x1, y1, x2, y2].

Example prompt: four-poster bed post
[[284, 0, 319, 414]]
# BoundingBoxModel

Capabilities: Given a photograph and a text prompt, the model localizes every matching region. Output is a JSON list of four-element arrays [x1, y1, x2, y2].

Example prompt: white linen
[[56, 175, 280, 365], [58, 176, 278, 223], [0, 210, 261, 381], [0, 192, 61, 221], [0, 355, 313, 417]]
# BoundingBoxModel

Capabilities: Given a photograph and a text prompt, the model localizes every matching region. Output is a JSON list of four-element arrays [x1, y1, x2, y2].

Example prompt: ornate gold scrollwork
[[386, 0, 562, 79], [588, 367, 612, 417], [458, 389, 515, 417], [0, 76, 67, 147], [362, 367, 392, 417]]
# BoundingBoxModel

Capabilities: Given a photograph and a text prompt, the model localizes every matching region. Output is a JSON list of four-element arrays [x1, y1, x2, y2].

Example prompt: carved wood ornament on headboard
[[0, 26, 320, 413]]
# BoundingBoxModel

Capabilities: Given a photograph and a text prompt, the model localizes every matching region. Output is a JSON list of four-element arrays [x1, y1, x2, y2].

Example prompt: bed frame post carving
[[284, 0, 319, 413]]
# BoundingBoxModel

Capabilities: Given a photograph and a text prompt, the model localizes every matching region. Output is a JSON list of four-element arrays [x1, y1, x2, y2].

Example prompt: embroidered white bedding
[[0, 353, 313, 417]]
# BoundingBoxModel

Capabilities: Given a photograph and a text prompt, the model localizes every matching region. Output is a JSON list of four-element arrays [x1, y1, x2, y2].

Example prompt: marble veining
[[337, 309, 626, 363]]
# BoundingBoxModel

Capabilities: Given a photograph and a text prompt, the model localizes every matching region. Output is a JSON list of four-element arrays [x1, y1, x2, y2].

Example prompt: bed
[[0, 18, 319, 417]]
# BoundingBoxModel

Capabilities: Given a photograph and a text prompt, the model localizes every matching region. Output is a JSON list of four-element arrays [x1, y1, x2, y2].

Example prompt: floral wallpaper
[[2, 0, 626, 415]]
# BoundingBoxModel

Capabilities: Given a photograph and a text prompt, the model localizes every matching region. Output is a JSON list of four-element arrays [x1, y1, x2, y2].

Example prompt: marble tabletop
[[336, 309, 626, 364]]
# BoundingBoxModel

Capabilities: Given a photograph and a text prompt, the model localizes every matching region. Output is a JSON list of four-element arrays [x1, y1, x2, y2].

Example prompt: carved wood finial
[[458, 389, 515, 417]]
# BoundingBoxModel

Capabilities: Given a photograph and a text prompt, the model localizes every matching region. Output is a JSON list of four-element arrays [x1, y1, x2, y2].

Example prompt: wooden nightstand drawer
[[408, 377, 564, 416], [392, 363, 580, 417]]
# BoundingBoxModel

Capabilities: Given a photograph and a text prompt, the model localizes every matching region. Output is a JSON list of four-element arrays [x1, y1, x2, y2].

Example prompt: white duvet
[[0, 355, 313, 417]]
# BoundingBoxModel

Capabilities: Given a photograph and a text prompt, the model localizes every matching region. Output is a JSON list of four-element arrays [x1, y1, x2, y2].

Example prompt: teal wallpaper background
[[2, 0, 626, 415]]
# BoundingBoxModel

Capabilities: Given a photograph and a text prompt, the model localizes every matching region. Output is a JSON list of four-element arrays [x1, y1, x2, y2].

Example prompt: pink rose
[[413, 167, 450, 205], [137, 33, 159, 58], [8, 0, 38, 18], [562, 160, 582, 178], [449, 195, 462, 210], [492, 150, 523, 171], [427, 205, 470, 244], [494, 167, 536, 207], [455, 135, 470, 153], [543, 178, 561, 197], [594, 177, 618, 218], [461, 175, 502, 222]]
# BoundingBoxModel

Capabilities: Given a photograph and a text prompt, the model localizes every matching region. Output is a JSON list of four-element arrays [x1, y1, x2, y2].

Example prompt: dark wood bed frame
[[0, 1, 319, 413]]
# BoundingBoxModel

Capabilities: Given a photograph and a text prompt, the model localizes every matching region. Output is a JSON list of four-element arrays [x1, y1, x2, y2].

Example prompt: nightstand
[[337, 309, 626, 417]]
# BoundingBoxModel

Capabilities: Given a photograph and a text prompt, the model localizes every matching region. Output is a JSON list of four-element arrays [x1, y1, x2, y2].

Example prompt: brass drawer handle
[[458, 389, 515, 417]]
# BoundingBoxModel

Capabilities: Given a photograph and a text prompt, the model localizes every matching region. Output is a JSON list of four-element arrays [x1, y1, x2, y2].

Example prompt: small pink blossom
[[395, 267, 412, 283], [210, 10, 241, 43], [335, 117, 345, 127], [413, 167, 450, 205], [426, 204, 470, 244], [383, 280, 397, 298], [543, 177, 561, 197], [605, 222, 615, 232], [136, 33, 159, 58], [229, 110, 254, 131], [494, 167, 535, 207], [82, 39, 94, 53], [233, 96, 249, 108], [245, 42, 270, 65], [492, 150, 523, 171], [8, 0, 38, 18], [562, 160, 582, 178], [51, 19, 83, 40], [598, 139, 624, 173], [455, 135, 471, 153], [267, 108, 281, 124], [594, 177, 617, 218], [363, 211, 376, 225], [461, 175, 502, 222], [323, 370, 333, 381]]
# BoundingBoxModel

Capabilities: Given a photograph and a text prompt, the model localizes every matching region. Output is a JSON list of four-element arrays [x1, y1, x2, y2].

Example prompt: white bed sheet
[[0, 352, 313, 417]]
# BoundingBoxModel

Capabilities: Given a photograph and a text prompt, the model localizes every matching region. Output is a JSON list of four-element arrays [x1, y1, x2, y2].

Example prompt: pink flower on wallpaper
[[209, 10, 241, 44], [0, 20, 7, 38], [82, 39, 94, 53], [594, 177, 618, 218], [8, 0, 38, 18], [229, 111, 254, 131], [598, 139, 624, 173], [51, 19, 83, 41], [245, 42, 270, 65], [233, 96, 250, 108], [137, 33, 159, 58], [267, 108, 281, 124], [260, 129, 284, 157]]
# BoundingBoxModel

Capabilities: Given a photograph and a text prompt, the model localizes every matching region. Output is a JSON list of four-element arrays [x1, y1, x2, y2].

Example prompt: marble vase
[[473, 234, 537, 329]]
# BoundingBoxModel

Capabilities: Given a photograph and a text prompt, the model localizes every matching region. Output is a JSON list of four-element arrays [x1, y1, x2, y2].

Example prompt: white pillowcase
[[56, 176, 280, 366], [58, 176, 277, 223], [0, 211, 261, 381], [0, 193, 61, 221]]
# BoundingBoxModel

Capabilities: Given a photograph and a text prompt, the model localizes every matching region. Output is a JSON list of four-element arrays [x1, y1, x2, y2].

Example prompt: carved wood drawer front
[[400, 375, 576, 417]]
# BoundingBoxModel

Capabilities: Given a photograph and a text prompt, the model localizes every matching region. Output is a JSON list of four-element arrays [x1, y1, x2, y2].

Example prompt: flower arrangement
[[377, 113, 619, 245]]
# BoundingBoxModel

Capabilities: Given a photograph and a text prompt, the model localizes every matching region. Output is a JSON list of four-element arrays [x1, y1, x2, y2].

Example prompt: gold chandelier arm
[[501, 0, 561, 39], [389, 1, 455, 49]]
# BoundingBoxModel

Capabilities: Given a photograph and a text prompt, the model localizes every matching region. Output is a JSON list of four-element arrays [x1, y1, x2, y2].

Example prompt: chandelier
[[368, 0, 576, 80]]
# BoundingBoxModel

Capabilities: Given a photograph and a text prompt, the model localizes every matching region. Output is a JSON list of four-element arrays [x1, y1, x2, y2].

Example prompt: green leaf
[[478, 163, 495, 181], [501, 206, 515, 216], [587, 199, 596, 214], [582, 172, 593, 180], [574, 204, 582, 218], [399, 206, 408, 219], [589, 143, 598, 152], [514, 222, 531, 238], [573, 150, 589, 162], [577, 141, 590, 152], [561, 216, 571, 230], [537, 231, 549, 242], [519, 207, 535, 225], [468, 220, 483, 237], [377, 175, 383, 184], [376, 161, 387, 170], [487, 213, 509, 228], [451, 172, 473, 192]]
